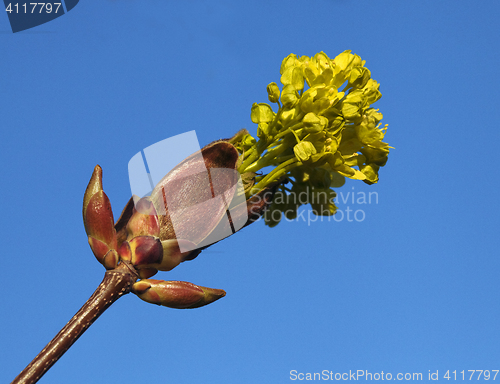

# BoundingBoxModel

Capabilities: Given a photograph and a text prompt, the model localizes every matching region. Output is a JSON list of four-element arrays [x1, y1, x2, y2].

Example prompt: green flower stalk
[[11, 50, 391, 384], [230, 50, 391, 226]]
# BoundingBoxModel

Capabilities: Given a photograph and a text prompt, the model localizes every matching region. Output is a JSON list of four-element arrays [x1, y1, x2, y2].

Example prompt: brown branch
[[11, 263, 138, 384]]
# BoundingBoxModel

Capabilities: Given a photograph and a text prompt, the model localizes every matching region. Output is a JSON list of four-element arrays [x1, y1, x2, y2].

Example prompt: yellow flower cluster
[[234, 51, 391, 226]]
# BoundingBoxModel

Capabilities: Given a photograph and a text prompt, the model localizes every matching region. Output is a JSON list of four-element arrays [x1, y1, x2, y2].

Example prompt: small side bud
[[102, 249, 119, 270], [132, 279, 226, 309], [155, 239, 196, 271]]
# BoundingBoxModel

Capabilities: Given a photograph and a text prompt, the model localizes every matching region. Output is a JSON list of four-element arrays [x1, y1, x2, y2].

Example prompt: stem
[[11, 263, 138, 384], [238, 147, 260, 173], [273, 122, 304, 142], [243, 143, 288, 174], [250, 157, 301, 195]]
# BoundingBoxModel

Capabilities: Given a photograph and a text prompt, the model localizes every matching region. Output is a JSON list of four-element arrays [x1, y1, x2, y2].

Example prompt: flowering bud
[[114, 138, 277, 278], [132, 279, 226, 309]]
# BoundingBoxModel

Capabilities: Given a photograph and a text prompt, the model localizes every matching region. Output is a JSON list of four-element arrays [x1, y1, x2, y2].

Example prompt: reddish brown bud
[[102, 249, 119, 270], [155, 239, 196, 271], [126, 236, 163, 266], [132, 279, 226, 309], [126, 198, 160, 238], [83, 165, 118, 268], [85, 191, 117, 248]]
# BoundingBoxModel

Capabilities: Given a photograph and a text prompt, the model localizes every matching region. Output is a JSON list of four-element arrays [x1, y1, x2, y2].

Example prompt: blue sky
[[1, 1, 500, 383]]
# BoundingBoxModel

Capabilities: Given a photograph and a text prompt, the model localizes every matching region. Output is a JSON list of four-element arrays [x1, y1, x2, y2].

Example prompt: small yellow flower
[[267, 82, 280, 103]]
